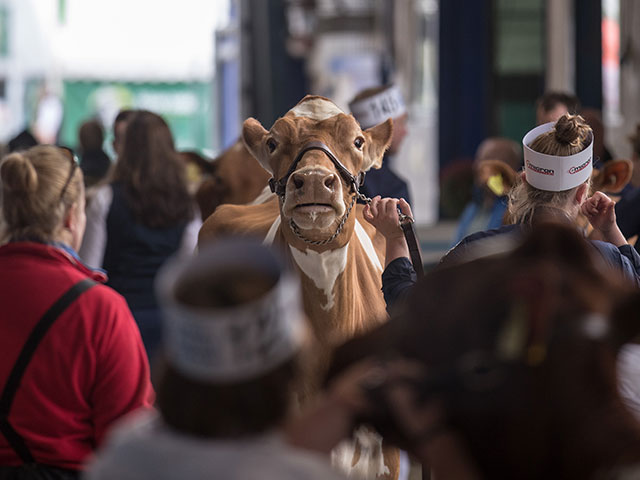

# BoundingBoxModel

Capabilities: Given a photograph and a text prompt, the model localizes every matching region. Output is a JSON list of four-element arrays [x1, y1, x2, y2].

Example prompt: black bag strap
[[0, 278, 96, 464]]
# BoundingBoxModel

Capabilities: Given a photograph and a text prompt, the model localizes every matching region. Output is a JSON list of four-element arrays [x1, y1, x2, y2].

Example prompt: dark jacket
[[383, 224, 640, 311], [360, 154, 412, 205]]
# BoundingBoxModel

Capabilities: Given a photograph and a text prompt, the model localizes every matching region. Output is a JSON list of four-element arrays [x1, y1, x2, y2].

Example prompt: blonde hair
[[0, 146, 83, 242], [509, 114, 592, 225]]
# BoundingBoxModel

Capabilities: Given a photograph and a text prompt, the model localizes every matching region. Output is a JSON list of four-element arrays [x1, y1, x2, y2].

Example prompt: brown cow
[[193, 141, 272, 221], [199, 95, 399, 478]]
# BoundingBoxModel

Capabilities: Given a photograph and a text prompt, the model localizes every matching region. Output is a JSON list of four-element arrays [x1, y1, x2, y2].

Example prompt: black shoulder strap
[[0, 278, 96, 464]]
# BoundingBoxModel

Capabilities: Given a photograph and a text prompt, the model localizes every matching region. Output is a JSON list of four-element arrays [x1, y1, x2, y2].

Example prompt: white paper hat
[[156, 239, 305, 383], [349, 85, 407, 129], [522, 121, 593, 191]]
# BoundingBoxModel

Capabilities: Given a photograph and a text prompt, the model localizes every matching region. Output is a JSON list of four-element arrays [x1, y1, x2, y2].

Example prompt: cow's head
[[242, 95, 393, 249]]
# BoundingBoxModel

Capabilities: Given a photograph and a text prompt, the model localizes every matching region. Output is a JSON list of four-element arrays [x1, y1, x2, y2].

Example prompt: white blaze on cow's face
[[242, 95, 393, 238]]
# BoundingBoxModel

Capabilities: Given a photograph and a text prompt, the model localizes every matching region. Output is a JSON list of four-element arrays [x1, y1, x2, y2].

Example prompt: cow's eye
[[354, 137, 365, 150], [266, 138, 278, 153]]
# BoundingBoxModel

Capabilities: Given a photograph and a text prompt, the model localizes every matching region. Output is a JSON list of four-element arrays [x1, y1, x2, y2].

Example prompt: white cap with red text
[[523, 121, 593, 192]]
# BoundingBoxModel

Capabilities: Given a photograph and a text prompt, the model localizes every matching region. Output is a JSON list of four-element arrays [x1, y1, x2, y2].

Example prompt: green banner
[[61, 81, 214, 156]]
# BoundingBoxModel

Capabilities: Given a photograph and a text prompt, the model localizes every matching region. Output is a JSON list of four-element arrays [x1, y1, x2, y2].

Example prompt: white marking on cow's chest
[[290, 98, 343, 121], [354, 219, 383, 272], [289, 243, 349, 311]]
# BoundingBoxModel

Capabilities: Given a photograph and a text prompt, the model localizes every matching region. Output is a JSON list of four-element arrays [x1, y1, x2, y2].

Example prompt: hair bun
[[554, 114, 590, 146], [0, 152, 38, 194]]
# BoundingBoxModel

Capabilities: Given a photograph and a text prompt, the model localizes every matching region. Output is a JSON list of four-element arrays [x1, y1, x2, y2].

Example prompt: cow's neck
[[289, 242, 349, 312], [262, 212, 386, 344], [288, 219, 385, 344]]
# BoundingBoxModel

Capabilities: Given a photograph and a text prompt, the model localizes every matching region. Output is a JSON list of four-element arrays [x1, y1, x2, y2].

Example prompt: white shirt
[[84, 411, 346, 480]]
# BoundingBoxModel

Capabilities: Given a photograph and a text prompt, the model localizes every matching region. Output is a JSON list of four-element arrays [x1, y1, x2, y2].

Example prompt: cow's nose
[[291, 171, 338, 192]]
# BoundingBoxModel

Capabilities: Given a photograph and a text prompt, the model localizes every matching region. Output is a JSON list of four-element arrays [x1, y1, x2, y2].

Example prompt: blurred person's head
[[349, 85, 408, 155], [112, 110, 193, 228], [509, 114, 593, 225], [473, 138, 522, 195], [535, 91, 581, 126], [0, 146, 85, 250], [155, 238, 306, 438], [8, 129, 38, 153], [328, 222, 640, 479], [78, 118, 105, 154], [112, 109, 135, 158]]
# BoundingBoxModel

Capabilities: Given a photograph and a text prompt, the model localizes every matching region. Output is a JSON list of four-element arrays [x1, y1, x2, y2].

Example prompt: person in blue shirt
[[453, 137, 522, 244]]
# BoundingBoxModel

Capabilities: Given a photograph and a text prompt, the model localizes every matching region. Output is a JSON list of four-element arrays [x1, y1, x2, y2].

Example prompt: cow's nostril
[[324, 174, 337, 189], [293, 175, 304, 189]]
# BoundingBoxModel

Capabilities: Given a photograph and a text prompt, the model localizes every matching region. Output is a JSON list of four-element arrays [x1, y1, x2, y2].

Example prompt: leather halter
[[269, 141, 423, 277], [268, 141, 365, 198]]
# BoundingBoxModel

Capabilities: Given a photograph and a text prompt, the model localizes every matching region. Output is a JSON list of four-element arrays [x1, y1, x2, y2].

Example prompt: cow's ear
[[592, 159, 633, 194], [362, 118, 393, 171], [242, 117, 272, 173]]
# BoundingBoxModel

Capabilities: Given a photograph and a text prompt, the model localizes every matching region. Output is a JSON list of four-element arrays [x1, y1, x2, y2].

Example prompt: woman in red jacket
[[0, 146, 154, 479]]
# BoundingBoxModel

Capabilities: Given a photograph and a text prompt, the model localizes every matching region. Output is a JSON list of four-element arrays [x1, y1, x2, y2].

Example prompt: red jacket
[[0, 242, 155, 470]]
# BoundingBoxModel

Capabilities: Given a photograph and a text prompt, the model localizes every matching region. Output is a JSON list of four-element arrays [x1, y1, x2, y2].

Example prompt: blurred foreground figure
[[86, 239, 346, 480], [325, 223, 640, 480], [0, 146, 153, 479]]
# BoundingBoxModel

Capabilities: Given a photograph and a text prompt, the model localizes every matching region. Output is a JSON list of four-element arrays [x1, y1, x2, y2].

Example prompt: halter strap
[[268, 141, 365, 198]]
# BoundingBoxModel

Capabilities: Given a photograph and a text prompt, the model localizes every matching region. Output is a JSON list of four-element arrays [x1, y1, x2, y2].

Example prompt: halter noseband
[[268, 141, 366, 199], [269, 141, 368, 246]]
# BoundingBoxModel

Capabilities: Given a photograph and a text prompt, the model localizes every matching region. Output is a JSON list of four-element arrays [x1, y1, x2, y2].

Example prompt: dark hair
[[536, 91, 581, 116], [113, 109, 135, 129], [8, 129, 38, 153], [78, 119, 104, 152], [156, 262, 299, 438], [157, 360, 297, 438], [111, 110, 193, 228]]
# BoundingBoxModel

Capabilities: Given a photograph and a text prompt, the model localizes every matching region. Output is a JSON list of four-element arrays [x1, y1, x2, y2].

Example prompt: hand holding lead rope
[[363, 196, 424, 277]]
